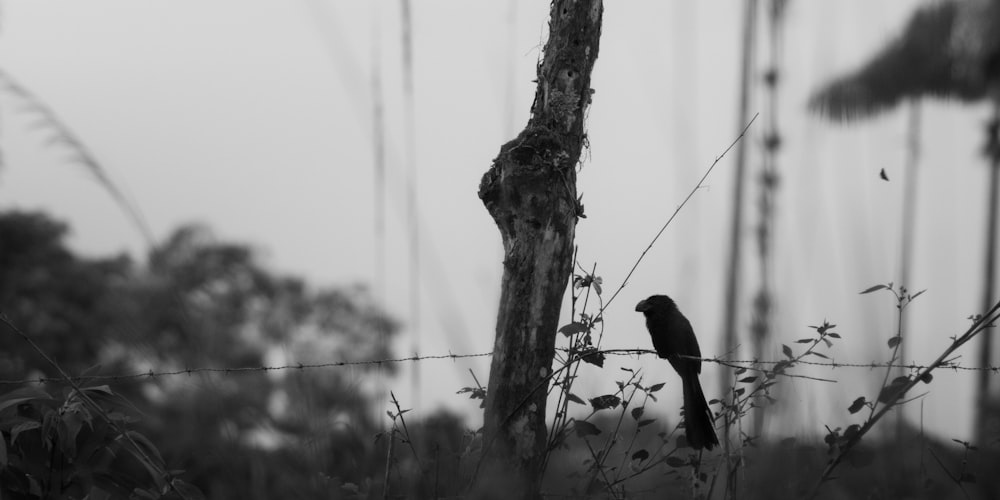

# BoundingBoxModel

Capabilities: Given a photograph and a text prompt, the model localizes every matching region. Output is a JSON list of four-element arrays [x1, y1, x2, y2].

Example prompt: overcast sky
[[1, 1, 995, 442]]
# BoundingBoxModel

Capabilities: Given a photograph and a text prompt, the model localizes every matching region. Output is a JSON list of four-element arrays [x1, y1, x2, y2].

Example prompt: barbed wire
[[595, 348, 1000, 372], [2, 348, 998, 387], [0, 352, 494, 386]]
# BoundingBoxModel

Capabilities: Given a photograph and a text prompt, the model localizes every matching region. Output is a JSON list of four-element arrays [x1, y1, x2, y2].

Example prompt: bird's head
[[635, 295, 677, 314]]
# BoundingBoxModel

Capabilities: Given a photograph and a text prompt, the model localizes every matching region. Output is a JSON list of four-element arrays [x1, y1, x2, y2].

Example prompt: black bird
[[636, 295, 719, 450]]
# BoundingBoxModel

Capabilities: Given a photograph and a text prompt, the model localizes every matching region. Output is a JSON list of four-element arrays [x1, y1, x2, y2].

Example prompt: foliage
[[0, 384, 202, 499], [0, 210, 399, 499], [0, 211, 131, 382]]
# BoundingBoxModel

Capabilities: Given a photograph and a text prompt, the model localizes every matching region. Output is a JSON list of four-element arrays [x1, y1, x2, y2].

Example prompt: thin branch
[[808, 299, 1000, 498], [599, 113, 759, 315]]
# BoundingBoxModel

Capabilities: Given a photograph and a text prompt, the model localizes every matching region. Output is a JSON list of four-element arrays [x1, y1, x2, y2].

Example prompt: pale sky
[[1, 1, 995, 443]]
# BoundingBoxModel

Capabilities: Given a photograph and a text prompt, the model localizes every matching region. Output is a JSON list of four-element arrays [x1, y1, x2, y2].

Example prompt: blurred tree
[[0, 210, 399, 498], [117, 223, 399, 498], [0, 210, 131, 381]]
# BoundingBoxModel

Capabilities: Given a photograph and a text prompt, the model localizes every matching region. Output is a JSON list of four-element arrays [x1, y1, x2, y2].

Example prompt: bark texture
[[476, 1, 603, 497]]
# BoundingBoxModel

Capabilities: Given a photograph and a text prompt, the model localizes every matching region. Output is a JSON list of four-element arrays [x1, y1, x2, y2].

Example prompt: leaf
[[559, 322, 588, 336], [848, 397, 867, 414], [589, 395, 621, 411], [123, 430, 165, 464], [631, 407, 644, 420], [631, 449, 649, 461], [795, 339, 813, 344], [782, 344, 793, 359], [0, 388, 52, 413], [81, 385, 113, 395], [910, 289, 926, 301], [133, 489, 159, 500], [637, 419, 656, 428], [574, 420, 601, 437], [648, 383, 666, 393], [919, 372, 933, 384], [809, 351, 830, 359], [827, 332, 841, 339], [878, 376, 910, 403], [844, 424, 861, 441], [170, 480, 206, 500], [664, 456, 687, 467], [887, 336, 901, 348], [860, 284, 888, 294], [567, 393, 586, 405], [772, 360, 791, 374], [9, 421, 40, 446], [581, 350, 605, 368], [738, 376, 758, 384]]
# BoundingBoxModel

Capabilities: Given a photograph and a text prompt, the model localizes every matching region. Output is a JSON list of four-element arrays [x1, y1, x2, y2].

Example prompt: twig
[[599, 113, 759, 315], [390, 391, 422, 470]]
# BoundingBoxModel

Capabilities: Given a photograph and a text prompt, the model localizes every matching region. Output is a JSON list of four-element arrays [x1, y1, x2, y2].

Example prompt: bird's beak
[[635, 299, 649, 312]]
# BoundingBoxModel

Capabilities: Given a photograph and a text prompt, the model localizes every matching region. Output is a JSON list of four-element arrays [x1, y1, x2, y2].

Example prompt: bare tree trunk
[[475, 1, 603, 497]]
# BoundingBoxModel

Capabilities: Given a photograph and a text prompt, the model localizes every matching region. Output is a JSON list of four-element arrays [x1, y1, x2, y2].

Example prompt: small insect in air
[[879, 168, 889, 181]]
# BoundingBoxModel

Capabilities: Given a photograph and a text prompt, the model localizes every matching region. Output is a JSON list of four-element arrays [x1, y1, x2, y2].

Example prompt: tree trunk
[[475, 1, 603, 497]]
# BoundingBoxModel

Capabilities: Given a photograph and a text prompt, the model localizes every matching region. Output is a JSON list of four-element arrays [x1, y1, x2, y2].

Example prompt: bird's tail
[[682, 375, 719, 450]]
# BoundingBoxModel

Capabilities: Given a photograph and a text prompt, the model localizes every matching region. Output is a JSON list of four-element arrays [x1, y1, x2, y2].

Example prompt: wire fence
[[2, 348, 997, 387]]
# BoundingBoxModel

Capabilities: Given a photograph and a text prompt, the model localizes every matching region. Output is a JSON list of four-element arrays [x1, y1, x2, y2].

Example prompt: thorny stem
[[593, 370, 641, 481], [542, 257, 595, 476], [390, 391, 422, 470]]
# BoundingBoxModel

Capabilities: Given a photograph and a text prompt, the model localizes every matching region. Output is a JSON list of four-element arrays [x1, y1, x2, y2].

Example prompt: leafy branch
[[809, 290, 1000, 498], [716, 320, 841, 497]]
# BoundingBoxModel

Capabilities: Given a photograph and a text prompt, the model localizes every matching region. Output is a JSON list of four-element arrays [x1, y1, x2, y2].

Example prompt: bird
[[635, 295, 719, 450]]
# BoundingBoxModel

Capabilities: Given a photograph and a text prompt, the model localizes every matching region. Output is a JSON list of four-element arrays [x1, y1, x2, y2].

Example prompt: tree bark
[[475, 1, 602, 497]]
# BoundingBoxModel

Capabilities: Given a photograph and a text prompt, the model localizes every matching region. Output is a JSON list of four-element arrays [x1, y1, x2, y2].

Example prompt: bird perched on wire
[[636, 295, 719, 450]]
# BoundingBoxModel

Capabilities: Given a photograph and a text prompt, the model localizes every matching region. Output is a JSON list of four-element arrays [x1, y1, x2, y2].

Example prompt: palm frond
[[810, 2, 988, 122]]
